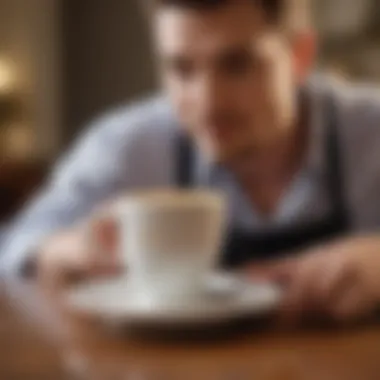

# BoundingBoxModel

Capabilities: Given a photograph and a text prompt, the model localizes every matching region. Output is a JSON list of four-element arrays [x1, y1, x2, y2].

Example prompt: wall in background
[[0, 0, 62, 161], [61, 0, 157, 147], [1, 0, 380, 160], [315, 0, 380, 79], [61, 0, 380, 146]]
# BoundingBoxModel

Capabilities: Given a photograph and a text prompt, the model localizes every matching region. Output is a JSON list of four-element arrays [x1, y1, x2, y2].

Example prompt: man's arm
[[245, 82, 380, 322], [0, 110, 134, 277]]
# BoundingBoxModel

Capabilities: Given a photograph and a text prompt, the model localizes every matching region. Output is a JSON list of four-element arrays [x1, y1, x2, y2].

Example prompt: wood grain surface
[[1, 279, 380, 380]]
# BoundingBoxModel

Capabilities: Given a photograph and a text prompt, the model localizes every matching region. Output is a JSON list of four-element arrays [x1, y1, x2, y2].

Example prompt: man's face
[[154, 0, 312, 162]]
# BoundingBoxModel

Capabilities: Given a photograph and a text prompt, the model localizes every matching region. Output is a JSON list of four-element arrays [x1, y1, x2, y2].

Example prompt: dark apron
[[176, 96, 351, 269]]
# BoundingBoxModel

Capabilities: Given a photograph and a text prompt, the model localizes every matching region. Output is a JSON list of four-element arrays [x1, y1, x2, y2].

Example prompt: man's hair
[[147, 0, 311, 30]]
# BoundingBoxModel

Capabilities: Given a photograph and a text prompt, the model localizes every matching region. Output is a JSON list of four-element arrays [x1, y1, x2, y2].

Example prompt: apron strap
[[175, 132, 194, 188], [324, 94, 350, 225]]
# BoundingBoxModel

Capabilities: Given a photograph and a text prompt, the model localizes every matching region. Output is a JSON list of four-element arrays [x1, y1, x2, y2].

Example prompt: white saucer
[[65, 272, 283, 327]]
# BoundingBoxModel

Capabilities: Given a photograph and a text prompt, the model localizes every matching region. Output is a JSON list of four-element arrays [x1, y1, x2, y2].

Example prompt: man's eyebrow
[[215, 44, 259, 62]]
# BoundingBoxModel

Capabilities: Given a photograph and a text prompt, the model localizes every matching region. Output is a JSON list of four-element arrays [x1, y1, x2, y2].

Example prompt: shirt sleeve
[[0, 111, 133, 277]]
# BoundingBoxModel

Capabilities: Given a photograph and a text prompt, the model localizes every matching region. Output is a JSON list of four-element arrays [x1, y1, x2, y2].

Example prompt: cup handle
[[87, 202, 123, 270]]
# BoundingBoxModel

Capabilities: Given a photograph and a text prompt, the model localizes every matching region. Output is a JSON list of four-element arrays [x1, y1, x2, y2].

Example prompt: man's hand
[[37, 207, 120, 284], [246, 235, 380, 322]]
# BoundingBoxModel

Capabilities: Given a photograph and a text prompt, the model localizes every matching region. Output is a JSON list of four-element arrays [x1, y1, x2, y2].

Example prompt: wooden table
[[2, 279, 380, 380]]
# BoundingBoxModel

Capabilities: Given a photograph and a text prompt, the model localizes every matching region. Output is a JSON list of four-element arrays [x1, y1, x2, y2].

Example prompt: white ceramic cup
[[91, 190, 227, 304]]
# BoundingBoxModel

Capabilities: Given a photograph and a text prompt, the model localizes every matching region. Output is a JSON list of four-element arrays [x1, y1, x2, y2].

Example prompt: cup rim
[[115, 189, 226, 211]]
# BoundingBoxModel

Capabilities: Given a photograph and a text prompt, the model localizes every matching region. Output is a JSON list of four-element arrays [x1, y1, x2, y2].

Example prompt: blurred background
[[0, 0, 379, 222]]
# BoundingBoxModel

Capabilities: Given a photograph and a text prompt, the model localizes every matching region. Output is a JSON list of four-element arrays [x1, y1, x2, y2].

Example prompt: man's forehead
[[153, 0, 267, 54]]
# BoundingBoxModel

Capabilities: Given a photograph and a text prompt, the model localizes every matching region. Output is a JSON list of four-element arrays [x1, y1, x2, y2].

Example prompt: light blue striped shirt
[[3, 75, 380, 275]]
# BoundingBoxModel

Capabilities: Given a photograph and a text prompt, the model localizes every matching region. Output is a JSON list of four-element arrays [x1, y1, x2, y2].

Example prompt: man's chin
[[199, 139, 249, 166]]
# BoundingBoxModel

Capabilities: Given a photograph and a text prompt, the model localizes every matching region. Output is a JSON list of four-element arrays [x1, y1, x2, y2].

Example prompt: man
[[2, 0, 380, 321]]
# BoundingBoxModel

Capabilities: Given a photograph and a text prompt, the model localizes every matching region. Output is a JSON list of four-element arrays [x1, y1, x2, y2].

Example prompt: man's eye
[[221, 54, 253, 76]]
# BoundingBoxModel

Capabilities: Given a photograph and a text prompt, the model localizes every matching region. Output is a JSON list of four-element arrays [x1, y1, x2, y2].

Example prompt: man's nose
[[194, 73, 229, 113]]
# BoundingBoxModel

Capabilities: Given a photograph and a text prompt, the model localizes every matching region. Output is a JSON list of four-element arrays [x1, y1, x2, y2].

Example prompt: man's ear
[[292, 30, 317, 83]]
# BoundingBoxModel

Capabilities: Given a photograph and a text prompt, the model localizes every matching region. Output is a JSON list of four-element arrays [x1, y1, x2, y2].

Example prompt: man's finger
[[312, 256, 345, 300], [279, 256, 323, 321], [330, 280, 372, 322], [244, 256, 297, 282], [314, 257, 357, 313], [90, 217, 118, 255]]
